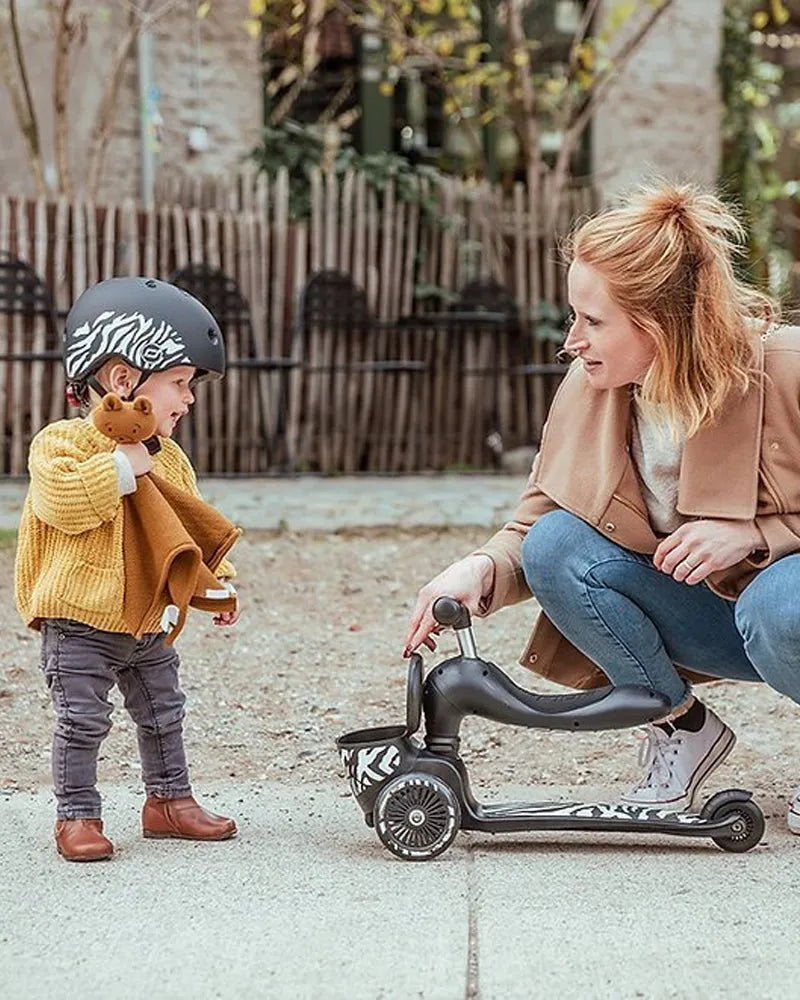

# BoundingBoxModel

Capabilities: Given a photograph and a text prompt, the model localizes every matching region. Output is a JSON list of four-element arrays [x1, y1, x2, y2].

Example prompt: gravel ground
[[0, 529, 795, 823]]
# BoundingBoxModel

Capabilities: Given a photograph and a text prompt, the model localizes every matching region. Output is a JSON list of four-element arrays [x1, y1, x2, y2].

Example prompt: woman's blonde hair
[[566, 181, 777, 435]]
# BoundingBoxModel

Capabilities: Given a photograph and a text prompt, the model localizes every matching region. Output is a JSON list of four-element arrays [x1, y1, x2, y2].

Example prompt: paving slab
[[0, 782, 471, 1000], [2, 780, 796, 1000], [0, 474, 525, 533]]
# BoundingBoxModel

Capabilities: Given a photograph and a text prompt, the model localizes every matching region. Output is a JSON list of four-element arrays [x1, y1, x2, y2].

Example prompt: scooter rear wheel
[[705, 797, 765, 853], [375, 773, 461, 861]]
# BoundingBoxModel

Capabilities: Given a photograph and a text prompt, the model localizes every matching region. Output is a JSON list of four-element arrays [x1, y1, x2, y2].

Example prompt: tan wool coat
[[475, 326, 800, 690]]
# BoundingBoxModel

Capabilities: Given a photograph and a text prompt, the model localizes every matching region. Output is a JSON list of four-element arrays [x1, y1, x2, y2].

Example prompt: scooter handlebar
[[432, 596, 472, 630]]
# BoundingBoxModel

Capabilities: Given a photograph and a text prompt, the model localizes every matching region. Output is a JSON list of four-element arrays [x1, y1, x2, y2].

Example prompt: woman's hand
[[653, 519, 765, 585], [403, 554, 495, 656]]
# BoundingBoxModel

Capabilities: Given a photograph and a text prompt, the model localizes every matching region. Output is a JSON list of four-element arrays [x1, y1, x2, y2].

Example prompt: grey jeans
[[41, 619, 192, 819]]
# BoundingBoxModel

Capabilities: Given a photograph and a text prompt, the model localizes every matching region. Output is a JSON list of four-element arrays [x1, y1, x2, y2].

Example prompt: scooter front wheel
[[702, 793, 765, 853], [375, 772, 461, 861]]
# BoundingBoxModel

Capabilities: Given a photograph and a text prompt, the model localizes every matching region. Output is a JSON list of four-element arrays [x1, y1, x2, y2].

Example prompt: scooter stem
[[432, 596, 477, 658]]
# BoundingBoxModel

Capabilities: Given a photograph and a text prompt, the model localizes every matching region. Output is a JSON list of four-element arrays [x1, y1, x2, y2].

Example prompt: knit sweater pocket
[[28, 516, 126, 619], [51, 558, 124, 616]]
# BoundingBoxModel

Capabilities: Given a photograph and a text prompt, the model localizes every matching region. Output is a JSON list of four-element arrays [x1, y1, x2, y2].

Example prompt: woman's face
[[564, 259, 656, 389]]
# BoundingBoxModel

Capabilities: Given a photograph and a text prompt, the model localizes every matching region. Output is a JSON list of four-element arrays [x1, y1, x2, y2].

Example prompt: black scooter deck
[[463, 799, 738, 838]]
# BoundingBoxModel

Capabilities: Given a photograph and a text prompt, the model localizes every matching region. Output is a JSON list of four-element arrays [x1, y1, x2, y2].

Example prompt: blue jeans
[[521, 510, 800, 710]]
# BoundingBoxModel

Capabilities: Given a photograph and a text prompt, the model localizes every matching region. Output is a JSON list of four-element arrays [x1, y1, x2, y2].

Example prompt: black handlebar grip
[[432, 596, 472, 630]]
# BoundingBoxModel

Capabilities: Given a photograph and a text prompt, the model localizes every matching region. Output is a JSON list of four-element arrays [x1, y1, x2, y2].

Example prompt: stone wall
[[591, 0, 724, 202], [0, 0, 261, 202]]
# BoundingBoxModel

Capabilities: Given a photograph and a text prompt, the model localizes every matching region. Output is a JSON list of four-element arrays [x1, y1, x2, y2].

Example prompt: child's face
[[136, 365, 197, 437]]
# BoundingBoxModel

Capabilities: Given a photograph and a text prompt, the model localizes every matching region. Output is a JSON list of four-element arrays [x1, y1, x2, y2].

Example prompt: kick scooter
[[337, 597, 765, 860]]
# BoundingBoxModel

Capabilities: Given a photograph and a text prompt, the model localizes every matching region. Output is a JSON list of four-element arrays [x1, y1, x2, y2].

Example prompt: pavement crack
[[465, 842, 480, 999]]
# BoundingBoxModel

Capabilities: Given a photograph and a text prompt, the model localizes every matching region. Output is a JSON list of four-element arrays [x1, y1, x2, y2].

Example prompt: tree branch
[[52, 0, 78, 198], [5, 0, 45, 195], [568, 0, 602, 69], [86, 0, 183, 200], [546, 0, 677, 233], [504, 0, 540, 183]]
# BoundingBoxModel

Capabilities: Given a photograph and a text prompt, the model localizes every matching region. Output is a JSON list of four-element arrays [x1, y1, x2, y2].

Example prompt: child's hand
[[213, 607, 240, 627], [117, 442, 153, 477]]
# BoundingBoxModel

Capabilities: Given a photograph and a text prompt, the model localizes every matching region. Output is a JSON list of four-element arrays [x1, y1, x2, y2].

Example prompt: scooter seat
[[423, 656, 671, 739]]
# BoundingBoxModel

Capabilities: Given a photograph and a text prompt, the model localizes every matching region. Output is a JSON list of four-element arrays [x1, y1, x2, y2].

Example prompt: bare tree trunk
[[2, 0, 46, 195], [53, 0, 77, 198], [546, 0, 677, 233], [85, 21, 138, 200]]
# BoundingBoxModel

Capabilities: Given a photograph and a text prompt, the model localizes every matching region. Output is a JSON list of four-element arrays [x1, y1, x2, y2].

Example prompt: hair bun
[[645, 187, 693, 226]]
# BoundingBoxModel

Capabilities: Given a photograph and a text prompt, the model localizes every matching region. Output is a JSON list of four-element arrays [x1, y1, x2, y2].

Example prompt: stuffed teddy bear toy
[[92, 393, 157, 444], [91, 393, 240, 643]]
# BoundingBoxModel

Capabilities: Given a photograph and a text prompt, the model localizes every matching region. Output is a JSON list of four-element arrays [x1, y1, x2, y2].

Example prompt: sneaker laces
[[630, 726, 683, 792]]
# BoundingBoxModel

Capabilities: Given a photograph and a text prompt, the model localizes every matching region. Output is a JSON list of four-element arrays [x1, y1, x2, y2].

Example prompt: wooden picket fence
[[0, 167, 590, 475]]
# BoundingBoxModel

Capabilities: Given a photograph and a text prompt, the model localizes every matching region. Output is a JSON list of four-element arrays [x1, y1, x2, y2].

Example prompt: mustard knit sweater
[[14, 418, 236, 633]]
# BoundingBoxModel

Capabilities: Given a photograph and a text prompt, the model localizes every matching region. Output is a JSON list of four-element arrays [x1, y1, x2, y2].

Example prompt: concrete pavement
[[2, 782, 799, 999]]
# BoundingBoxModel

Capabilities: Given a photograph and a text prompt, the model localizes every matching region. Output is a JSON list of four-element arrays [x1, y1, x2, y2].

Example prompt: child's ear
[[134, 397, 153, 415], [103, 393, 123, 411]]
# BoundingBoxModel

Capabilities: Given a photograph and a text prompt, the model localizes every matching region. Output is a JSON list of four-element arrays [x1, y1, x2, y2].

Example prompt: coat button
[[529, 653, 538, 664], [604, 522, 616, 532], [770, 441, 780, 450]]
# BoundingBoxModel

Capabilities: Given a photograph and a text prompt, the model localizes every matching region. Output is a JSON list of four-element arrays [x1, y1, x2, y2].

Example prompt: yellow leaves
[[443, 97, 457, 116], [447, 0, 468, 18], [388, 40, 406, 64], [287, 22, 302, 37], [511, 48, 529, 68], [197, 0, 211, 18], [575, 41, 594, 71], [379, 81, 395, 96], [418, 0, 444, 14], [291, 2, 306, 19], [752, 1, 789, 29], [601, 0, 636, 40], [437, 36, 454, 57], [770, 0, 791, 25], [464, 42, 488, 69], [243, 17, 261, 38]]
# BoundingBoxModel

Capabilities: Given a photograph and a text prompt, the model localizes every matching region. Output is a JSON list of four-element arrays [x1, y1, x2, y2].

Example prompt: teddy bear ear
[[134, 396, 153, 415], [103, 393, 123, 411]]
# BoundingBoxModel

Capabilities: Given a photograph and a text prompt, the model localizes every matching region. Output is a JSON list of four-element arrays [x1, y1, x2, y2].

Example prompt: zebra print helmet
[[63, 277, 225, 390]]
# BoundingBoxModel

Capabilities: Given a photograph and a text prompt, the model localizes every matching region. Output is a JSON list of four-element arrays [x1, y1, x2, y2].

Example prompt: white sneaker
[[788, 790, 800, 834], [619, 706, 736, 813]]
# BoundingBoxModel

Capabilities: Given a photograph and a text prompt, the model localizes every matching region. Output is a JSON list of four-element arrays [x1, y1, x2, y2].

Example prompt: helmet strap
[[87, 374, 107, 399], [129, 370, 149, 400], [129, 370, 162, 455]]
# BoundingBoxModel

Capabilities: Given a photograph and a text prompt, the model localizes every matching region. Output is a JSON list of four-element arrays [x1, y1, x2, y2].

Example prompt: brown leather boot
[[142, 795, 237, 841], [54, 819, 114, 862]]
